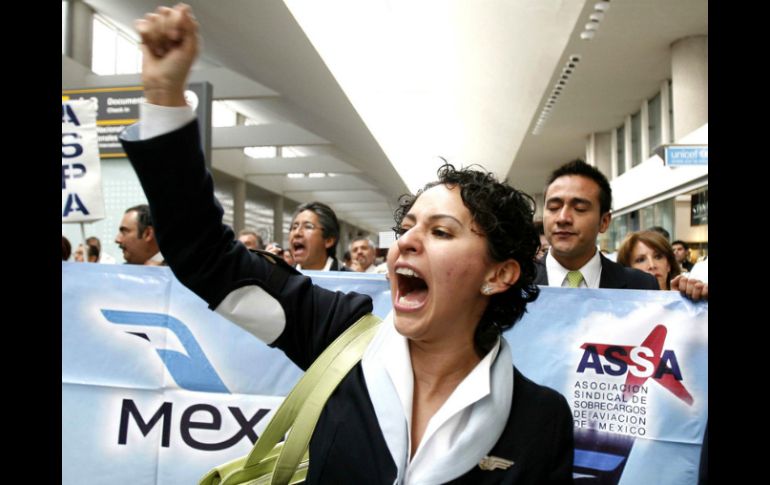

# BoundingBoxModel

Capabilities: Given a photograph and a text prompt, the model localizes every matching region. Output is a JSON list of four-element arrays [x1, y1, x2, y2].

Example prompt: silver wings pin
[[478, 456, 515, 471]]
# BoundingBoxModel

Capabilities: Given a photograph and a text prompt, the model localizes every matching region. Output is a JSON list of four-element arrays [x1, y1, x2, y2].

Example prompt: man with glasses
[[290, 201, 350, 271]]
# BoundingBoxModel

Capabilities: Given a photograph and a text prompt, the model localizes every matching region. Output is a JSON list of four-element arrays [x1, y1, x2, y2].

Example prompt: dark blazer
[[314, 365, 574, 485], [535, 253, 659, 290]]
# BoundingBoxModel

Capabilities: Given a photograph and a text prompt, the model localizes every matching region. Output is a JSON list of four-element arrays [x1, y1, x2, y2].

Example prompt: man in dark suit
[[535, 160, 658, 290]]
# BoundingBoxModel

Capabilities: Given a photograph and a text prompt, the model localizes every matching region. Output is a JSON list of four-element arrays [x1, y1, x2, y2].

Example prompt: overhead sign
[[62, 99, 105, 222], [62, 87, 144, 158], [664, 145, 708, 166], [62, 83, 212, 161]]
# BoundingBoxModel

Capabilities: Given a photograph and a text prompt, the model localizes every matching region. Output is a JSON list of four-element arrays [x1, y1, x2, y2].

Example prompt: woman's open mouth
[[395, 266, 429, 310]]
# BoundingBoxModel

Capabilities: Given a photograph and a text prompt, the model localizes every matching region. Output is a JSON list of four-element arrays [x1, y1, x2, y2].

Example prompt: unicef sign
[[665, 145, 708, 166]]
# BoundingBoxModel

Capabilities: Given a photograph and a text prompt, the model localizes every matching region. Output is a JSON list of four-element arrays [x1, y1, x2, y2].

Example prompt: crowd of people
[[62, 163, 708, 297], [62, 197, 393, 274]]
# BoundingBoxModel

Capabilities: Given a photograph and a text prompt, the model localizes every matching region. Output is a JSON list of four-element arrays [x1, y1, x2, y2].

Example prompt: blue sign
[[665, 145, 708, 166]]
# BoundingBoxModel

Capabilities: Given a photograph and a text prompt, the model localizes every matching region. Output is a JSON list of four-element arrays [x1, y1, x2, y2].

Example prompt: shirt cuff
[[139, 103, 196, 140]]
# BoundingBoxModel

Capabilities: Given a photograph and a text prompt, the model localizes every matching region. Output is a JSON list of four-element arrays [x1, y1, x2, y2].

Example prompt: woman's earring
[[481, 284, 493, 295]]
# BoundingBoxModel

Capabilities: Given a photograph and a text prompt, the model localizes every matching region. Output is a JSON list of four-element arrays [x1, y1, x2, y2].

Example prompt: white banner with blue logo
[[62, 263, 706, 484], [508, 286, 707, 484]]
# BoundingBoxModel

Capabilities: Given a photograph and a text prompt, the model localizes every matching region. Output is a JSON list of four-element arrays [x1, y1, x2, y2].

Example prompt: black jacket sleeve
[[120, 120, 373, 369]]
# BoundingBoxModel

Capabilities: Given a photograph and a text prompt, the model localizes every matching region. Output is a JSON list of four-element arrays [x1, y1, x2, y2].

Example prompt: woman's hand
[[670, 274, 708, 301], [135, 3, 200, 107]]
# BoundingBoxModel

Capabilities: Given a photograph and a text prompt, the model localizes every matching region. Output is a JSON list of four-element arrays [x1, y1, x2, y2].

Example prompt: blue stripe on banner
[[574, 449, 626, 471]]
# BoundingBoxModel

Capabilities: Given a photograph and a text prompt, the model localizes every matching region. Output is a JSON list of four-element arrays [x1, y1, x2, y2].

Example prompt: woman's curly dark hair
[[393, 162, 541, 355]]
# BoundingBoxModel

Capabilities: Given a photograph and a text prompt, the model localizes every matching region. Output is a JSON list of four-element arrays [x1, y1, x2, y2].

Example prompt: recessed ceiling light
[[580, 31, 595, 40], [594, 1, 611, 12], [585, 22, 599, 31], [590, 12, 605, 22]]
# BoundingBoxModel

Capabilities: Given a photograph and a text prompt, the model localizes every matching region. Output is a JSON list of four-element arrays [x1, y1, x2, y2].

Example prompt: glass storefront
[[601, 186, 708, 264]]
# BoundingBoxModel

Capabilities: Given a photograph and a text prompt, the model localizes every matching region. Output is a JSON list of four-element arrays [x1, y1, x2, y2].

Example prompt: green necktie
[[566, 270, 584, 288]]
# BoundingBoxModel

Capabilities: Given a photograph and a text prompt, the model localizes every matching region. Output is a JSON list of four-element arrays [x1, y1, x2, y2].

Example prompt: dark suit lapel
[[599, 254, 627, 289], [534, 260, 548, 285]]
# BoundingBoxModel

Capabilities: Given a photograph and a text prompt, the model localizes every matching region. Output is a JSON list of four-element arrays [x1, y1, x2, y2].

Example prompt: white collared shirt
[[689, 257, 708, 283], [362, 315, 512, 484], [404, 341, 500, 482], [296, 256, 334, 272], [147, 251, 164, 265], [545, 246, 602, 288], [138, 103, 195, 139]]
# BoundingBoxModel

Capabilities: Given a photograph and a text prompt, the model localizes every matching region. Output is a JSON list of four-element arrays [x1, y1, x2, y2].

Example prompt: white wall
[[62, 54, 90, 89], [672, 36, 708, 140]]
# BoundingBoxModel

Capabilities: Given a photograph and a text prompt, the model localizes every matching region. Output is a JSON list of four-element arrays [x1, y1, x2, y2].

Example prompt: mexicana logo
[[576, 324, 693, 405], [101, 310, 273, 450], [101, 309, 229, 393]]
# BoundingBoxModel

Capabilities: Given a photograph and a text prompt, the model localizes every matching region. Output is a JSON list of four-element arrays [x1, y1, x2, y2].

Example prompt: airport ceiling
[[79, 0, 707, 234]]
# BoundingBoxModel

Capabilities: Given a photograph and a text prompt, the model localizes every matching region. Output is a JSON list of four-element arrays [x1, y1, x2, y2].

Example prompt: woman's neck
[[407, 337, 486, 457], [409, 339, 481, 390]]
